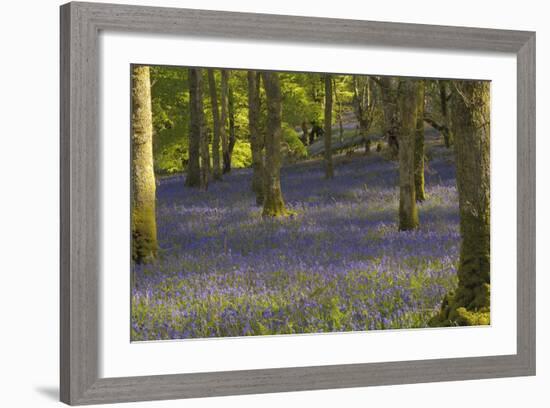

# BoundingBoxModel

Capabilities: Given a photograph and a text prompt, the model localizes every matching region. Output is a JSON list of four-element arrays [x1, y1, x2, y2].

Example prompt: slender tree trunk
[[186, 68, 202, 187], [397, 79, 420, 230], [439, 80, 453, 148], [227, 86, 236, 172], [414, 80, 426, 202], [324, 75, 334, 178], [379, 77, 399, 158], [199, 125, 210, 191], [207, 69, 222, 180], [221, 70, 230, 174], [248, 70, 264, 205], [301, 120, 309, 146], [352, 76, 370, 153], [194, 69, 209, 190], [131, 65, 158, 263], [261, 72, 288, 217], [430, 81, 491, 326], [333, 78, 344, 144]]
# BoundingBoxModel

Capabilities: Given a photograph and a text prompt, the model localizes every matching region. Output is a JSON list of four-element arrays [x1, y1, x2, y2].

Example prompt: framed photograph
[[60, 1, 535, 405]]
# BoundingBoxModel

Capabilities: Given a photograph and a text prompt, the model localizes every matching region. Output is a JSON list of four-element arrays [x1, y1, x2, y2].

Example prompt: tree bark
[[221, 70, 230, 174], [131, 65, 158, 263], [186, 68, 202, 187], [227, 86, 236, 172], [397, 79, 420, 230], [207, 69, 222, 180], [378, 77, 399, 158], [333, 77, 344, 144], [199, 104, 210, 191], [430, 81, 491, 326], [352, 76, 374, 154], [261, 72, 288, 217], [439, 80, 453, 148], [414, 80, 426, 202], [248, 71, 264, 205], [324, 75, 334, 178]]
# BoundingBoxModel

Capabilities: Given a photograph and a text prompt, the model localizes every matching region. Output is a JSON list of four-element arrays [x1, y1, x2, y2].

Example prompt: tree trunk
[[227, 86, 236, 172], [439, 80, 453, 148], [261, 72, 288, 217], [207, 69, 222, 180], [430, 81, 491, 327], [301, 120, 309, 146], [199, 119, 210, 191], [131, 65, 158, 263], [379, 77, 399, 159], [397, 79, 420, 231], [221, 70, 230, 174], [333, 77, 344, 144], [414, 80, 426, 202], [186, 68, 202, 187], [248, 71, 264, 205], [324, 75, 334, 178], [352, 76, 372, 154]]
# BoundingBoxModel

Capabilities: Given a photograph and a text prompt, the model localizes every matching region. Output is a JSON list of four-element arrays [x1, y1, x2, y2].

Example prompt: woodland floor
[[131, 130, 460, 340]]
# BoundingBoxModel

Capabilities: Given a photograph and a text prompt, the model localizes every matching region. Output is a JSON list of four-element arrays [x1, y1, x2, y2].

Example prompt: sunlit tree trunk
[[248, 70, 264, 204], [227, 86, 236, 172], [333, 77, 344, 144], [397, 79, 420, 230], [207, 69, 222, 180], [430, 81, 491, 326], [414, 80, 426, 202], [261, 72, 288, 217], [221, 70, 230, 174], [324, 75, 334, 178], [131, 65, 158, 263], [186, 68, 202, 187]]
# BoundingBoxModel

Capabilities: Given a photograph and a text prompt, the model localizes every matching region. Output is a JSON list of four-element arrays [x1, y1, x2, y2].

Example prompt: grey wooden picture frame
[[60, 1, 536, 405]]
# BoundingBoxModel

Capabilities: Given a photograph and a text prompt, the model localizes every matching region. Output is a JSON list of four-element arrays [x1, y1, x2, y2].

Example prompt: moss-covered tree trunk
[[397, 79, 420, 231], [221, 69, 230, 174], [439, 80, 453, 148], [324, 75, 334, 179], [207, 69, 222, 180], [248, 71, 264, 205], [186, 68, 202, 187], [379, 77, 399, 159], [414, 80, 426, 202], [261, 72, 288, 217], [131, 65, 158, 263], [430, 81, 491, 327]]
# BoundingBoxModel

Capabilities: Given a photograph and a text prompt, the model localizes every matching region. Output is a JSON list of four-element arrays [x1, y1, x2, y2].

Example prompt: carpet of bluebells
[[131, 139, 460, 341]]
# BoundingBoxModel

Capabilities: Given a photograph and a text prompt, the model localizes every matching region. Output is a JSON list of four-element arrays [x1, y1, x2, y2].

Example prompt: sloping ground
[[306, 124, 441, 157], [131, 131, 459, 340], [307, 133, 371, 156]]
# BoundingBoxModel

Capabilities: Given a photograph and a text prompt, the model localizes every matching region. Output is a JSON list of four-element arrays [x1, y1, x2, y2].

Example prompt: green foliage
[[149, 67, 189, 175], [282, 123, 307, 160], [280, 72, 324, 127], [230, 140, 253, 168], [154, 143, 186, 175], [147, 66, 444, 174]]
